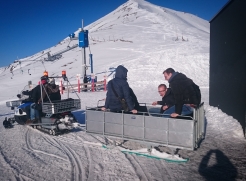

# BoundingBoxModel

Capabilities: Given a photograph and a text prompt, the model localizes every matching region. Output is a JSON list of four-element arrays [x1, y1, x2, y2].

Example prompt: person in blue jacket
[[101, 65, 137, 113]]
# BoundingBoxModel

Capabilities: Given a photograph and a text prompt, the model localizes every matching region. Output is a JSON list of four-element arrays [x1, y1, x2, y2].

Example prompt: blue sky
[[0, 0, 228, 67]]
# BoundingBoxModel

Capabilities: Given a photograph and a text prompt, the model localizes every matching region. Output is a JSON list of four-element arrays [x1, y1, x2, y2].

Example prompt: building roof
[[209, 0, 234, 23]]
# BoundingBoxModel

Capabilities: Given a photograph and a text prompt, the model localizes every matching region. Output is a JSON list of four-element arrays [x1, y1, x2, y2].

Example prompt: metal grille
[[6, 100, 22, 107], [42, 99, 81, 114]]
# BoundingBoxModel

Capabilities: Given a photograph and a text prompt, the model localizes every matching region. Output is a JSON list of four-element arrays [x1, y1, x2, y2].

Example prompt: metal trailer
[[85, 103, 205, 151]]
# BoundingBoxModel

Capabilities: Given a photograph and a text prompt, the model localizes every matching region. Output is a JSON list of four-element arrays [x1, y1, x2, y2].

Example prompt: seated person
[[149, 84, 175, 116], [16, 89, 34, 120], [39, 78, 61, 103], [3, 117, 12, 128], [27, 76, 48, 124], [101, 65, 137, 113]]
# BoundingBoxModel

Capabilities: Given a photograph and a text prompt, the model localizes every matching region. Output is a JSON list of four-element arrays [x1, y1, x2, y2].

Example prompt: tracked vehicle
[[6, 71, 81, 135]]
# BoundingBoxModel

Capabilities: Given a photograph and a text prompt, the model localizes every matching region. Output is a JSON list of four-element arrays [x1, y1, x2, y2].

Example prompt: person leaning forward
[[163, 68, 201, 118], [101, 65, 137, 114]]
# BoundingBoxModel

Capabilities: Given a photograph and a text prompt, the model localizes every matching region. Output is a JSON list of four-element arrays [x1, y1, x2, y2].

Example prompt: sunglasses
[[158, 89, 166, 93]]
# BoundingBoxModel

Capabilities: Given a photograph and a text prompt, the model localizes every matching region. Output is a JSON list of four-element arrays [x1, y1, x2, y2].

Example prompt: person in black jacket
[[39, 78, 61, 103], [163, 68, 201, 118], [101, 65, 137, 113], [3, 117, 12, 128], [149, 84, 175, 116], [28, 76, 48, 123]]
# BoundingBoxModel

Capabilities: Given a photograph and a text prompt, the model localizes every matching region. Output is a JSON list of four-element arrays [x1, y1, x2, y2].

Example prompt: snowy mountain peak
[[86, 0, 209, 35], [1, 0, 209, 101]]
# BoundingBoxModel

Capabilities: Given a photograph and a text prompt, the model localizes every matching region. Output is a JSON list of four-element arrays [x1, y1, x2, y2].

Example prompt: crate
[[42, 99, 81, 114], [6, 100, 22, 107]]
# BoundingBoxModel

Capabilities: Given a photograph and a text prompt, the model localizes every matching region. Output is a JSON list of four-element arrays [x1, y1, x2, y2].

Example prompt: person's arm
[[163, 92, 175, 111], [31, 87, 38, 103], [104, 82, 110, 109], [22, 90, 31, 96], [38, 86, 48, 103], [162, 105, 169, 111], [152, 100, 165, 107], [122, 82, 135, 111]]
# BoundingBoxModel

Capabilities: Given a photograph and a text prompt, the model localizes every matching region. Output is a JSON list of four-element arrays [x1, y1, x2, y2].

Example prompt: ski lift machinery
[[78, 20, 94, 88]]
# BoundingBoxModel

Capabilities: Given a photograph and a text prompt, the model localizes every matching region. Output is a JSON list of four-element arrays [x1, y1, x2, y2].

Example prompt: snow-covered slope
[[0, 0, 209, 102], [0, 0, 246, 180]]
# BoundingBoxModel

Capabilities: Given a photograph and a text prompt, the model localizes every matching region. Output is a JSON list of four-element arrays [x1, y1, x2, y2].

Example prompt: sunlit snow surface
[[0, 0, 245, 180]]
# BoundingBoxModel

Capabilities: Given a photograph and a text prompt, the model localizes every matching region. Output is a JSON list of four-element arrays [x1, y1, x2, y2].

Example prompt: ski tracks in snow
[[124, 153, 150, 181], [0, 127, 35, 181], [39, 133, 86, 181], [0, 147, 21, 181], [53, 139, 86, 181], [24, 126, 176, 181], [25, 128, 67, 161], [24, 128, 89, 181], [47, 133, 96, 181]]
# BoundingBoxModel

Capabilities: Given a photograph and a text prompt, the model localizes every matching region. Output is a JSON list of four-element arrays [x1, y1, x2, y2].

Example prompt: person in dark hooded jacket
[[102, 65, 137, 113]]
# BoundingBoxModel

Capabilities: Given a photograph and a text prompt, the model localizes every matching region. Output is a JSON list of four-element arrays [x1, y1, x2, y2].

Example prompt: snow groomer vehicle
[[86, 102, 205, 154], [6, 70, 81, 135]]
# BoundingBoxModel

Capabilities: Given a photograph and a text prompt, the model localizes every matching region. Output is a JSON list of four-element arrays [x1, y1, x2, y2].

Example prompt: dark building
[[210, 0, 246, 137]]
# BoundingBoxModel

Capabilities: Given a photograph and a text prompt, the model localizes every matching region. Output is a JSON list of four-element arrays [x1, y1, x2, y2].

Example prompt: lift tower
[[78, 20, 89, 87]]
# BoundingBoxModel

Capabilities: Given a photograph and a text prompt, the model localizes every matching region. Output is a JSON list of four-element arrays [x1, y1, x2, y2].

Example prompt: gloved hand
[[17, 94, 21, 98]]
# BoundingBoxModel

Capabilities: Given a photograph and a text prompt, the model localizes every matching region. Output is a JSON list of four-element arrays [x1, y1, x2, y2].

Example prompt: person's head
[[115, 65, 128, 80], [163, 68, 175, 81], [158, 84, 167, 97], [41, 76, 48, 85]]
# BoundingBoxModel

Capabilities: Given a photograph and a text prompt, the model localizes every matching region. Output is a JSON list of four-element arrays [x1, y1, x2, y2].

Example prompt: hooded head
[[115, 65, 128, 80]]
